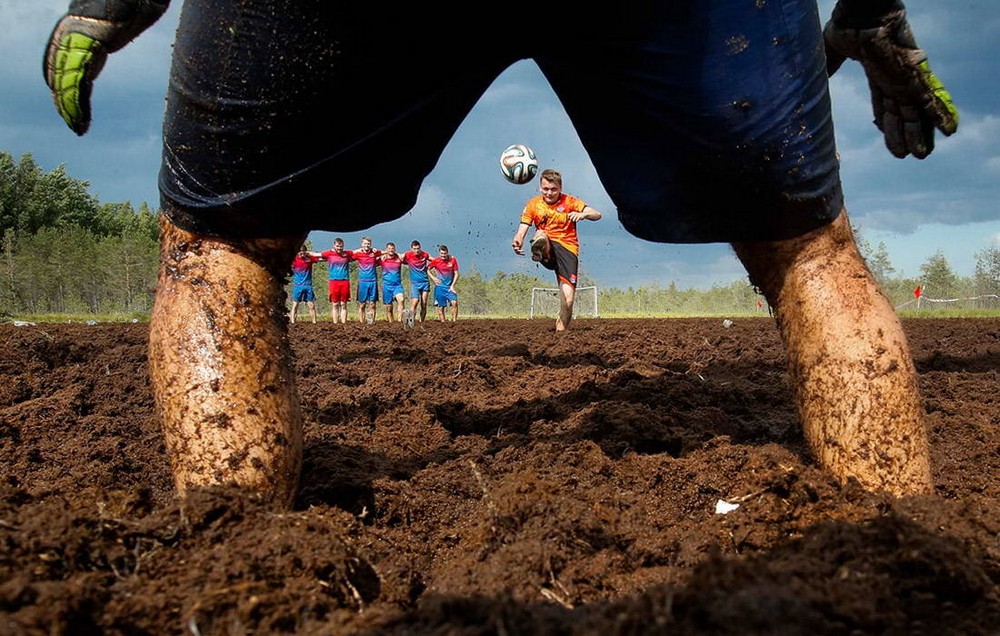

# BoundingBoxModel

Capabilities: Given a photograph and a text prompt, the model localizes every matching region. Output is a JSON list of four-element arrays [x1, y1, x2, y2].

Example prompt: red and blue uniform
[[430, 255, 459, 307], [353, 248, 382, 303], [403, 249, 431, 297], [322, 248, 354, 281], [380, 254, 405, 304], [322, 248, 354, 303], [291, 253, 319, 302]]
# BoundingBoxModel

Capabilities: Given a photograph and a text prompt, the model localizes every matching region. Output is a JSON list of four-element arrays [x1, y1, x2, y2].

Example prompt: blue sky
[[3, 0, 998, 290]]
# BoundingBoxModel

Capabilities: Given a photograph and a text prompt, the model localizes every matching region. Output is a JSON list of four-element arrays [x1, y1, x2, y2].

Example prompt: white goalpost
[[529, 286, 599, 319]]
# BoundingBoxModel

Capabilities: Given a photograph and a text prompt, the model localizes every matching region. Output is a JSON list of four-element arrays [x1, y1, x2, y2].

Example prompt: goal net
[[530, 286, 598, 319]]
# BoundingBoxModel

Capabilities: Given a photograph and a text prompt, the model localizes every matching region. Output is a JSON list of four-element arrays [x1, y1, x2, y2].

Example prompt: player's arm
[[511, 222, 532, 255], [823, 0, 957, 159], [569, 205, 602, 222], [44, 0, 171, 135]]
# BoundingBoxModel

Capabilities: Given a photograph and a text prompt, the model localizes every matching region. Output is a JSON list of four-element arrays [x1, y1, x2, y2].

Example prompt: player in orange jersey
[[511, 169, 602, 332]]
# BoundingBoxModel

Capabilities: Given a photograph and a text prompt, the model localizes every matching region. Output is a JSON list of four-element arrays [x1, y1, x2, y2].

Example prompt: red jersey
[[291, 253, 320, 287], [321, 248, 354, 281], [352, 248, 383, 282], [429, 255, 459, 286]]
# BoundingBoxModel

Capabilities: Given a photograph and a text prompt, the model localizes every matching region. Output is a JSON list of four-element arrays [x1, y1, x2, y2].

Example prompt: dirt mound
[[1, 318, 997, 634]]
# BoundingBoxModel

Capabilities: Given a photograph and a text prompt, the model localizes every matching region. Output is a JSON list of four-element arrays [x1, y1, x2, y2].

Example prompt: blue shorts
[[161, 0, 840, 243], [409, 280, 430, 298], [291, 286, 315, 302], [382, 282, 405, 304], [357, 281, 378, 303], [434, 287, 458, 307]]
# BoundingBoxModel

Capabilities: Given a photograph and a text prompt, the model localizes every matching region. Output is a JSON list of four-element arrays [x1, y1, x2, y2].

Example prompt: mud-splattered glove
[[43, 0, 170, 135], [823, 0, 958, 159]]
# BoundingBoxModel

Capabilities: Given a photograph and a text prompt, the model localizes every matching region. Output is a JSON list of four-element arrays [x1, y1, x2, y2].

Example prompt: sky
[[3, 0, 999, 290]]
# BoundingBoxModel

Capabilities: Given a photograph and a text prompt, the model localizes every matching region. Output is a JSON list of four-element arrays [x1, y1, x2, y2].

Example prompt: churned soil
[[1, 317, 997, 634]]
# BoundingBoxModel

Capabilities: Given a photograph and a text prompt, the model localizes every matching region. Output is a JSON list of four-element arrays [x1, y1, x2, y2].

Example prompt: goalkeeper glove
[[823, 0, 958, 159], [43, 0, 170, 135]]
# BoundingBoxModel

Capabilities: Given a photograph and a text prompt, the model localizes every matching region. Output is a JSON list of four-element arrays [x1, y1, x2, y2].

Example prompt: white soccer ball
[[499, 144, 538, 185]]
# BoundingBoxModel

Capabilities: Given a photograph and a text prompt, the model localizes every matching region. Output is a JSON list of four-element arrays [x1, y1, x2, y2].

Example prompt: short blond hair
[[540, 169, 562, 186]]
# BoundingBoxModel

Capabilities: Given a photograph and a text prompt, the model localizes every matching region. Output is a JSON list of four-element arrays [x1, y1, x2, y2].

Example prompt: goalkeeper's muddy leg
[[733, 211, 932, 497], [149, 214, 305, 508]]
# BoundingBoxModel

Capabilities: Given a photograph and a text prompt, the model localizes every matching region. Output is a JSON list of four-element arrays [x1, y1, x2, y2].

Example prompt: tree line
[[2, 150, 998, 318], [1, 152, 159, 316]]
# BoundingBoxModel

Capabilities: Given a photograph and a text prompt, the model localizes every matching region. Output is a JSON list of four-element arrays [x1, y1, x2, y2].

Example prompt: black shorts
[[160, 0, 841, 243], [539, 242, 579, 289]]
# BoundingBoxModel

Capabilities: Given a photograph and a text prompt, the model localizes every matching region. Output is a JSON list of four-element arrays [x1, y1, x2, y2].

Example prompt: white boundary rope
[[895, 293, 1000, 310]]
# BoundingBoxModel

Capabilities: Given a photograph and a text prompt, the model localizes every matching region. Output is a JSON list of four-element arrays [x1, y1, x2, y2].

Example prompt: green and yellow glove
[[823, 0, 958, 159], [43, 0, 170, 135]]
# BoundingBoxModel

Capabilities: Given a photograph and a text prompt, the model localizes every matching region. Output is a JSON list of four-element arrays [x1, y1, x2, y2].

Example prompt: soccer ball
[[499, 144, 538, 185]]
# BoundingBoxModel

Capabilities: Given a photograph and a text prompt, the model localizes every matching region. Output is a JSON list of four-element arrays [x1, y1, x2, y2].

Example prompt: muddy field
[[0, 317, 997, 634]]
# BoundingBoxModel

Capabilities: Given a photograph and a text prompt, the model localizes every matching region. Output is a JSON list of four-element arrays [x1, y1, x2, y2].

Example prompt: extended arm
[[511, 222, 531, 255], [44, 0, 170, 135], [568, 206, 602, 223]]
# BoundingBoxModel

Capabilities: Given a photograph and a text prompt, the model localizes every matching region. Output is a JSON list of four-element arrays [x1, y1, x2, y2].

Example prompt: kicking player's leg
[[149, 214, 304, 507], [552, 246, 579, 332], [733, 211, 932, 496], [556, 281, 575, 332]]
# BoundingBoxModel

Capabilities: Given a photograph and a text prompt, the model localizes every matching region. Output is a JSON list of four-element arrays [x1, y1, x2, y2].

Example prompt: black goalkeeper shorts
[[160, 0, 842, 243]]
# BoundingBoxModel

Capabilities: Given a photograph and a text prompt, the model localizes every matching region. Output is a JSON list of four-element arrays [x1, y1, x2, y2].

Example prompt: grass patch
[[6, 312, 148, 324]]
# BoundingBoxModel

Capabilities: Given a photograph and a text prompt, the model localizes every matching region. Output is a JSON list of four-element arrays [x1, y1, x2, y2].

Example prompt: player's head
[[333, 237, 344, 250], [540, 169, 562, 204], [361, 236, 372, 250], [438, 245, 449, 258], [385, 242, 396, 254], [411, 240, 421, 250]]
